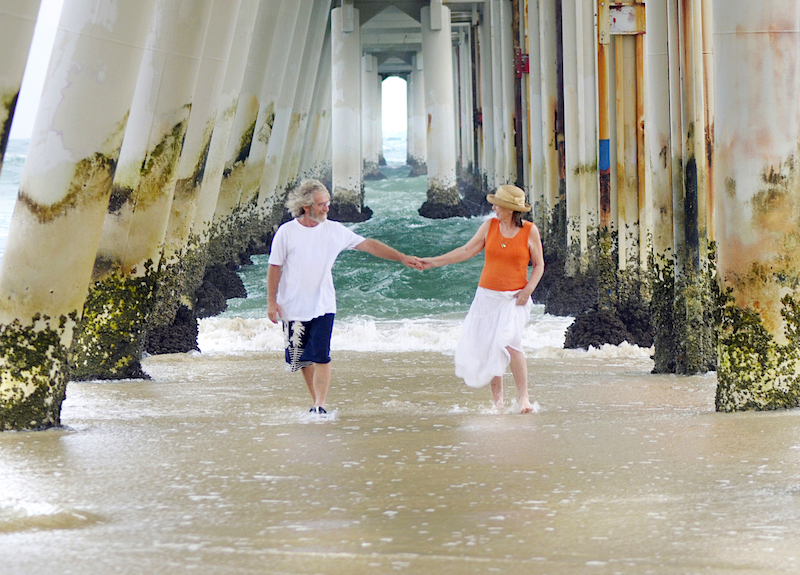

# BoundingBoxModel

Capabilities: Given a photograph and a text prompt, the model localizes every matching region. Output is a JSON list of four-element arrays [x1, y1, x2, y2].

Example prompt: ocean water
[[0, 139, 26, 257]]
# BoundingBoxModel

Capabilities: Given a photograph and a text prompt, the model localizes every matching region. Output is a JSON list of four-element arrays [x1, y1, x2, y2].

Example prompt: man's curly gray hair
[[286, 179, 329, 218]]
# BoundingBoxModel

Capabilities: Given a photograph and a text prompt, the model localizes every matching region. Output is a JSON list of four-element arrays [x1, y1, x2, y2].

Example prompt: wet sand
[[1, 350, 799, 574]]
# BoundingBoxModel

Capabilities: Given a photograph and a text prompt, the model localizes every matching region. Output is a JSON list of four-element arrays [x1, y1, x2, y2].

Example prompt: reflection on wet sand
[[1, 351, 799, 574]]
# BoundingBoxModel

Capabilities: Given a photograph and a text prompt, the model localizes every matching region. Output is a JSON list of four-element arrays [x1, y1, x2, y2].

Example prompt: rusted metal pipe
[[511, 0, 525, 188], [597, 0, 611, 230]]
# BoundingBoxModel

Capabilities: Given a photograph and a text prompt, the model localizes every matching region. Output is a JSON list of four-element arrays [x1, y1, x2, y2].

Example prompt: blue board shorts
[[283, 313, 335, 372]]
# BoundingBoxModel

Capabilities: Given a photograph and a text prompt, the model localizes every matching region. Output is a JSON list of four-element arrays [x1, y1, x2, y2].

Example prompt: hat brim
[[486, 194, 531, 212]]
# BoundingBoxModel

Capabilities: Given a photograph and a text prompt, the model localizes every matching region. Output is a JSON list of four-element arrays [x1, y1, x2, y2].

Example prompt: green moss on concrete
[[572, 160, 598, 176], [649, 251, 677, 373], [648, 244, 717, 376], [18, 153, 117, 223], [717, 287, 800, 412], [136, 119, 188, 209], [426, 181, 460, 206], [673, 269, 713, 374], [0, 313, 74, 430], [69, 262, 158, 381], [107, 184, 133, 214], [715, 154, 800, 411], [256, 102, 275, 145], [1, 89, 18, 159], [224, 119, 257, 177], [214, 204, 267, 266], [597, 226, 616, 311]]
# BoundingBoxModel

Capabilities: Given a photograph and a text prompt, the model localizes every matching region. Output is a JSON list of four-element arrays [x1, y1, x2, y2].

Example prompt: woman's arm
[[515, 224, 545, 306], [421, 220, 490, 268]]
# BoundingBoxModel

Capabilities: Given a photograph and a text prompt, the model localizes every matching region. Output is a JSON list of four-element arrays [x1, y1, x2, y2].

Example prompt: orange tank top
[[479, 219, 532, 291]]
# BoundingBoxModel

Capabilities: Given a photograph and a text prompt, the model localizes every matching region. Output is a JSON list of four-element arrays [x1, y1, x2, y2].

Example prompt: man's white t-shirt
[[268, 218, 365, 321]]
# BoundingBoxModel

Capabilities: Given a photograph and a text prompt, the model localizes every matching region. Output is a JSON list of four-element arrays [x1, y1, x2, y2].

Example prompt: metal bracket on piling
[[608, 3, 646, 35], [430, 0, 443, 30], [342, 0, 355, 33]]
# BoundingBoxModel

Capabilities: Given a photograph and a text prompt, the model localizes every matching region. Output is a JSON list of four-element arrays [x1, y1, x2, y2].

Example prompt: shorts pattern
[[283, 314, 334, 372]]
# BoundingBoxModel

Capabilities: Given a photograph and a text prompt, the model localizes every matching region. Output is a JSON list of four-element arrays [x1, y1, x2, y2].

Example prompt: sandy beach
[[2, 350, 799, 574]]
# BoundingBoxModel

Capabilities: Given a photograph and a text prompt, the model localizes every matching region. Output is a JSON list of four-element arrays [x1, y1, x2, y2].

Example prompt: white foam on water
[[198, 313, 653, 359]]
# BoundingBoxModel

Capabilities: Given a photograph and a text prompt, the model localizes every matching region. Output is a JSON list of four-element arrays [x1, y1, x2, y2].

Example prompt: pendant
[[501, 242, 507, 248]]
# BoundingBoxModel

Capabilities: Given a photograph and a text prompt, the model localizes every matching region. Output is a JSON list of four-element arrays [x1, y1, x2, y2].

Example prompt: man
[[267, 179, 421, 414]]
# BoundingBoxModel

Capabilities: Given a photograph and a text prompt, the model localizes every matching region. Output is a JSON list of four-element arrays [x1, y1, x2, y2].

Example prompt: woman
[[421, 185, 544, 413]]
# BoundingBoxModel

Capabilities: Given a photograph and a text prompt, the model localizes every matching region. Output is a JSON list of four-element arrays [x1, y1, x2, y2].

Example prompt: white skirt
[[454, 287, 532, 388]]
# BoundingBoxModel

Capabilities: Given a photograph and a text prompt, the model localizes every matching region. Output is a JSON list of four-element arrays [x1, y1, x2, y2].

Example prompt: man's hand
[[402, 254, 424, 270], [267, 301, 283, 323]]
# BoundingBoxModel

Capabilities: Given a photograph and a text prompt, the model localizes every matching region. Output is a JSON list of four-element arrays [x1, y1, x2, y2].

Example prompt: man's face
[[306, 191, 330, 223]]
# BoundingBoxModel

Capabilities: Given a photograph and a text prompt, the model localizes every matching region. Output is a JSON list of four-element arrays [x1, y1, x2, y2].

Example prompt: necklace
[[499, 223, 512, 248]]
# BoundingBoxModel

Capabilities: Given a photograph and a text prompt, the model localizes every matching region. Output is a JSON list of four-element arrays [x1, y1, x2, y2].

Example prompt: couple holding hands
[[267, 179, 544, 415]]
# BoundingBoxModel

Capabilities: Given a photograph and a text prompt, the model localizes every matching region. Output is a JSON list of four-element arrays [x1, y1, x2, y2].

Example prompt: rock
[[144, 305, 199, 355]]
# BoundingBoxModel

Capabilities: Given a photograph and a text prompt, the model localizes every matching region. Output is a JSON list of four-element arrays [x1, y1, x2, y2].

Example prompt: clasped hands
[[401, 255, 437, 271]]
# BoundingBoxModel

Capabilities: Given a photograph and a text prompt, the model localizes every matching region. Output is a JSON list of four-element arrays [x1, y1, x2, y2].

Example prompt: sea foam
[[198, 313, 653, 359]]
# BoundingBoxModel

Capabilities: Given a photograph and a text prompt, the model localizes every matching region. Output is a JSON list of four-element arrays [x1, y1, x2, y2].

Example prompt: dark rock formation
[[364, 170, 386, 181], [194, 280, 227, 318], [564, 308, 631, 349], [564, 300, 654, 350], [418, 179, 492, 219], [328, 202, 373, 223], [144, 305, 200, 355], [417, 201, 468, 218], [194, 263, 247, 318], [617, 298, 655, 348], [542, 272, 599, 316]]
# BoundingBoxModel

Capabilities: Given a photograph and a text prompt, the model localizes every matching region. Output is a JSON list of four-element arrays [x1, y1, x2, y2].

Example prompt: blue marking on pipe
[[599, 139, 610, 173]]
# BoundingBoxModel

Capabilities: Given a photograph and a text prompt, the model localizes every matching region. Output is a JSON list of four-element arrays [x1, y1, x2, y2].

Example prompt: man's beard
[[309, 210, 327, 223]]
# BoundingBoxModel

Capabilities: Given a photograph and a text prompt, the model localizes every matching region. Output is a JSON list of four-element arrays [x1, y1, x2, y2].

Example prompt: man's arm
[[355, 238, 422, 269], [267, 264, 283, 323]]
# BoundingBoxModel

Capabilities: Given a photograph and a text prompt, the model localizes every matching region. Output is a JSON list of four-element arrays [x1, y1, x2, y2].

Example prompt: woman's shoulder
[[525, 220, 542, 243], [524, 220, 541, 233]]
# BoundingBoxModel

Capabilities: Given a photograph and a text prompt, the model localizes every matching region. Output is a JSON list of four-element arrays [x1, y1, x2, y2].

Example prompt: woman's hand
[[515, 287, 533, 306], [419, 257, 439, 270]]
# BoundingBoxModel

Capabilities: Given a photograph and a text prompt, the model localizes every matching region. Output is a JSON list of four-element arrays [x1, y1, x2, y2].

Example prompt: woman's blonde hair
[[286, 179, 328, 218]]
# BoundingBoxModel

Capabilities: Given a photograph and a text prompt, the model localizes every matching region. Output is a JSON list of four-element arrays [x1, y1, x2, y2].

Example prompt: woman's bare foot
[[490, 377, 504, 409]]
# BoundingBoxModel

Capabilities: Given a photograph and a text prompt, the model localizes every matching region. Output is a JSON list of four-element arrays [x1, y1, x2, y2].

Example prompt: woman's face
[[493, 204, 513, 220]]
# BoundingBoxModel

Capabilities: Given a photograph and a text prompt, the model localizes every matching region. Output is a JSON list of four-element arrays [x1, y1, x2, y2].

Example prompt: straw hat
[[486, 184, 531, 212]]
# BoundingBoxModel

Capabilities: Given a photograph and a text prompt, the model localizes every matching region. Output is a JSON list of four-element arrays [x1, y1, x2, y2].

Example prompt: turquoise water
[[0, 139, 26, 257], [230, 163, 488, 323]]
